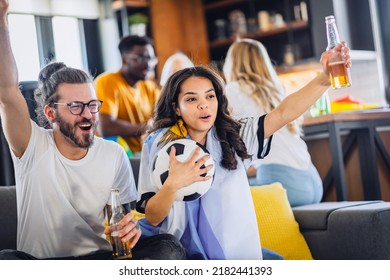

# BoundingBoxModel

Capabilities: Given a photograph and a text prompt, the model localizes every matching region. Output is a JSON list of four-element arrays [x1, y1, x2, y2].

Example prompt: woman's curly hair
[[150, 66, 250, 170]]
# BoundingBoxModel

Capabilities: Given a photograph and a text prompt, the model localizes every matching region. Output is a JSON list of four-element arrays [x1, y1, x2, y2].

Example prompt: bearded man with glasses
[[0, 0, 184, 260], [94, 35, 160, 156]]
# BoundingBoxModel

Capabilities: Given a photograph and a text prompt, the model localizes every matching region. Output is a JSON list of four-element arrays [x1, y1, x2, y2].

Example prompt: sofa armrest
[[293, 201, 390, 260], [0, 185, 17, 250]]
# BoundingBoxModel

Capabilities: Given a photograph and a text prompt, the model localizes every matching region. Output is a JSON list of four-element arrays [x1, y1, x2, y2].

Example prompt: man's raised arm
[[0, 0, 32, 157]]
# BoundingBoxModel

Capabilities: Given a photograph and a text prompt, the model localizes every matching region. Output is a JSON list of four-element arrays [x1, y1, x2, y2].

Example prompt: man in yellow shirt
[[95, 35, 160, 154]]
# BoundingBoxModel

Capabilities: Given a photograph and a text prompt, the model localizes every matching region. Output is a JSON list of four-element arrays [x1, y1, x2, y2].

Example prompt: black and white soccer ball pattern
[[152, 138, 215, 201]]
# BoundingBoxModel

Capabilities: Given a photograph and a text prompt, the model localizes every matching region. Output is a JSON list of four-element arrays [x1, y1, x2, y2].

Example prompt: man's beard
[[55, 113, 97, 149]]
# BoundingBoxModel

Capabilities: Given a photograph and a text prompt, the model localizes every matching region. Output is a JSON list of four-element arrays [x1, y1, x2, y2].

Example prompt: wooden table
[[303, 108, 390, 201]]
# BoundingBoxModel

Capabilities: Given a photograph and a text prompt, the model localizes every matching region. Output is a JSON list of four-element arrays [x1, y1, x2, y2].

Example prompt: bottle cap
[[325, 15, 335, 22]]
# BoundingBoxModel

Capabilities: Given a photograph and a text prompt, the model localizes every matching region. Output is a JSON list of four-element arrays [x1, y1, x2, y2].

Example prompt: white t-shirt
[[226, 81, 311, 170], [11, 121, 136, 259]]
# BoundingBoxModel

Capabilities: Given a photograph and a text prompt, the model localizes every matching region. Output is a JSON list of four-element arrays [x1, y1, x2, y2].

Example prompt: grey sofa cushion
[[295, 201, 390, 260], [293, 201, 383, 230], [327, 202, 390, 259], [0, 185, 17, 250], [129, 157, 140, 188]]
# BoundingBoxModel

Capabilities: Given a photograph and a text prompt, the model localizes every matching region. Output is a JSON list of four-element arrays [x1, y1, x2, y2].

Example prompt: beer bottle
[[325, 15, 352, 89], [109, 188, 132, 259]]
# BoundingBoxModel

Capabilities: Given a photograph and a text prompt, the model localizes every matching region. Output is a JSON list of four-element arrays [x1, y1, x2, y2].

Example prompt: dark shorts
[[0, 233, 186, 260]]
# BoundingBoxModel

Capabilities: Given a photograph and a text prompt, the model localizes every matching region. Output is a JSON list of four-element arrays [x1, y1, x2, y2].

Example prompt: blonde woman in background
[[223, 38, 323, 207], [160, 52, 194, 87]]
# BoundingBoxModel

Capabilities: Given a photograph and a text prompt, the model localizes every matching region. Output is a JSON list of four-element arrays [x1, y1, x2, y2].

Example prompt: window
[[52, 16, 86, 71], [7, 13, 94, 81], [7, 14, 40, 81]]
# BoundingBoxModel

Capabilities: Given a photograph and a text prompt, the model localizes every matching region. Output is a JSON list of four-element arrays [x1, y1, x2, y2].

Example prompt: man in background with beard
[[94, 35, 160, 156], [0, 0, 184, 260]]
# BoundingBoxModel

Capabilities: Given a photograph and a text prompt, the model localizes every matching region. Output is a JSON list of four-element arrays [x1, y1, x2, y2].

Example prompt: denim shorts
[[249, 163, 323, 207]]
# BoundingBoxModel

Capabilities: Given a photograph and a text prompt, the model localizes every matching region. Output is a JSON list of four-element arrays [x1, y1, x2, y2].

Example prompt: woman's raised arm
[[264, 42, 351, 139]]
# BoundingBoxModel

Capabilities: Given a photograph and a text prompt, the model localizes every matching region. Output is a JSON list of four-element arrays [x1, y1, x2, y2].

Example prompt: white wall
[[9, 0, 100, 18], [51, 0, 99, 19], [9, 0, 51, 15]]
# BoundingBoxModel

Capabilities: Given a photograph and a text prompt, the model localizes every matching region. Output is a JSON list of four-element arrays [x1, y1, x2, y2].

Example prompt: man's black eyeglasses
[[53, 100, 103, 116]]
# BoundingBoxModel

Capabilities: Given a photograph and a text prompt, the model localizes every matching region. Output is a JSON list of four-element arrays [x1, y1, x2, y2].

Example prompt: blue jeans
[[249, 163, 323, 207], [262, 247, 284, 260]]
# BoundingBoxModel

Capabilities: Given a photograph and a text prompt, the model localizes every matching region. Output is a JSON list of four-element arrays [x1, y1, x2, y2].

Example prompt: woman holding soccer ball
[[136, 42, 350, 260]]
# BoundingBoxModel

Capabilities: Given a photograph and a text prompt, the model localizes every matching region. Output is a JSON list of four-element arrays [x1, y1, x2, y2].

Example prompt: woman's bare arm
[[264, 42, 351, 139]]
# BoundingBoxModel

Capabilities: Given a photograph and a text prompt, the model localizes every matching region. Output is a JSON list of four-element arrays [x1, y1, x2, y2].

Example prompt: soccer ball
[[152, 138, 215, 201]]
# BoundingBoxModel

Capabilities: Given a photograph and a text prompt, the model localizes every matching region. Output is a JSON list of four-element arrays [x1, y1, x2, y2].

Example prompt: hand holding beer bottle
[[105, 188, 141, 259], [325, 15, 352, 89]]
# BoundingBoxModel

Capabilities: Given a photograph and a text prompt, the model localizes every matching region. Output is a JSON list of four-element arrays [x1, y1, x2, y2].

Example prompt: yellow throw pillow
[[250, 183, 313, 260], [131, 209, 145, 220]]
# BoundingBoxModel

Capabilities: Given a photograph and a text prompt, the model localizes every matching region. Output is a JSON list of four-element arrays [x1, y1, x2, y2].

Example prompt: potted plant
[[128, 13, 148, 36]]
